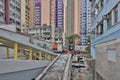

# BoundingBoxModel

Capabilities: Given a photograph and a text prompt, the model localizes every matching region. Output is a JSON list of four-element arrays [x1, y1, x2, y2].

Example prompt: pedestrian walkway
[[71, 55, 93, 80]]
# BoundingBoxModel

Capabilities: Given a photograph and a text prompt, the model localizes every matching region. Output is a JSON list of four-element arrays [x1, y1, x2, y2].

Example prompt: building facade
[[80, 0, 91, 47], [28, 25, 63, 43], [90, 0, 120, 80], [35, 0, 41, 26], [55, 0, 64, 31], [41, 0, 55, 27], [30, 0, 35, 27], [64, 0, 81, 37], [4, 0, 21, 31], [21, 0, 35, 33], [0, 0, 4, 24], [28, 25, 63, 52]]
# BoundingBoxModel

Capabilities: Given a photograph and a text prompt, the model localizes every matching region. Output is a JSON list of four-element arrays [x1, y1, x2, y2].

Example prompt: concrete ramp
[[35, 54, 72, 80]]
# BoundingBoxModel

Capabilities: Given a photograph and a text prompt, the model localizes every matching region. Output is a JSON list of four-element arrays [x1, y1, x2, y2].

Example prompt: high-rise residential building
[[80, 0, 91, 46], [50, 0, 55, 27], [90, 0, 120, 80], [0, 0, 4, 24], [64, 0, 81, 37], [55, 0, 64, 31], [21, 0, 35, 33], [35, 0, 41, 26], [4, 0, 21, 31], [30, 0, 35, 27], [41, 0, 50, 26], [41, 0, 55, 27]]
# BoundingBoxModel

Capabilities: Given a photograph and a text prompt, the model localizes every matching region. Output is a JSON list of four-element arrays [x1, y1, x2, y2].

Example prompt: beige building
[[41, 0, 55, 27], [30, 0, 35, 27], [74, 0, 81, 35], [21, 0, 35, 33], [64, 0, 81, 37]]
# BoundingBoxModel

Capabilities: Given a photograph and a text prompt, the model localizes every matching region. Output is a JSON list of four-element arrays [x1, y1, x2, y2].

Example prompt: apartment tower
[[0, 0, 4, 24], [35, 0, 41, 26], [41, 0, 55, 27], [21, 0, 35, 33], [55, 0, 64, 31], [4, 0, 21, 31], [64, 0, 81, 37], [80, 0, 91, 46]]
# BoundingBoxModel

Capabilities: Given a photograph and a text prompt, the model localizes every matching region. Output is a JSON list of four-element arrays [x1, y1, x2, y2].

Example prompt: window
[[107, 12, 112, 29], [100, 24, 103, 35], [114, 6, 118, 24], [107, 5, 118, 29]]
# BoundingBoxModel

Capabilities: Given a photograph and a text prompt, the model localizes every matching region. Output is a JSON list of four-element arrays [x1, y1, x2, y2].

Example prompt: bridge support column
[[20, 49, 23, 60], [14, 42, 18, 60], [29, 48, 32, 60], [52, 55, 55, 60], [47, 54, 50, 60], [45, 53, 47, 60], [6, 47, 9, 59], [35, 53, 37, 60], [39, 51, 41, 60], [50, 54, 52, 61]]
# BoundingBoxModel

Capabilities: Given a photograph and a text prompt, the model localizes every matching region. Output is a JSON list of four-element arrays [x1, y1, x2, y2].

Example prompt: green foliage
[[67, 34, 80, 45], [85, 35, 91, 54], [85, 45, 90, 54], [87, 35, 90, 42]]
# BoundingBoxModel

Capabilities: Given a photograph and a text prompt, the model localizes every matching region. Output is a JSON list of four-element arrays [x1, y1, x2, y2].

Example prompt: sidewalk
[[71, 56, 93, 80], [71, 67, 93, 80]]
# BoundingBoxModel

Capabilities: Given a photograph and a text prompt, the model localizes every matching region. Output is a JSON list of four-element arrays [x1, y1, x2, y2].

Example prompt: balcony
[[0, 0, 3, 4], [42, 29, 51, 33], [10, 1, 14, 6], [55, 39, 62, 44], [42, 34, 51, 38], [0, 17, 4, 22], [10, 7, 14, 13], [15, 17, 20, 23], [0, 8, 3, 13]]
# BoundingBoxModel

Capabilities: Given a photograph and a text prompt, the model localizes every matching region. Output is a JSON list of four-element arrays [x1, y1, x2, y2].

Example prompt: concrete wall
[[95, 39, 120, 80], [0, 67, 45, 80]]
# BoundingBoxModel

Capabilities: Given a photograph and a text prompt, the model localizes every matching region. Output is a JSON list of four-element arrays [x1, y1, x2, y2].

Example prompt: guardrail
[[63, 54, 72, 80]]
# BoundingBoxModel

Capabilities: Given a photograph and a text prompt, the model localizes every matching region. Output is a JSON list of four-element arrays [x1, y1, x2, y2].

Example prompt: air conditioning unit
[[102, 14, 109, 20]]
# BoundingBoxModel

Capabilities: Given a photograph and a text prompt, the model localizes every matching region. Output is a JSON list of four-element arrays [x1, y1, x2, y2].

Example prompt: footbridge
[[0, 28, 72, 80], [0, 28, 57, 60]]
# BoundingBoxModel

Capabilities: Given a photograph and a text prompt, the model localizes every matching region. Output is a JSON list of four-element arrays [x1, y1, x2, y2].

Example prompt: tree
[[85, 35, 91, 54], [67, 34, 80, 50]]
